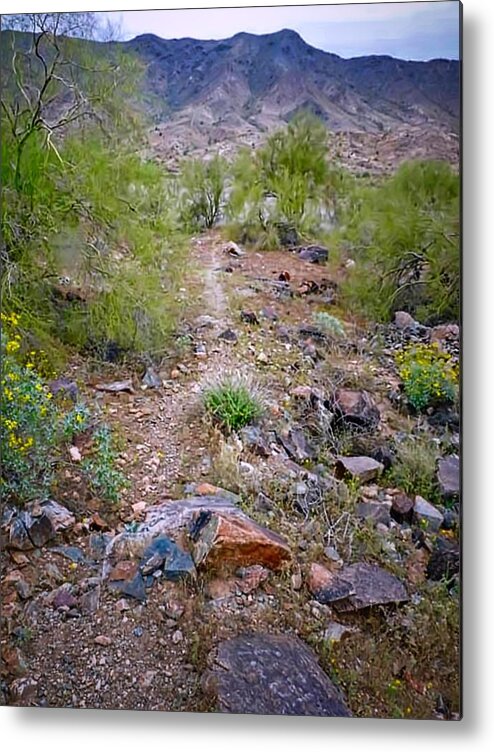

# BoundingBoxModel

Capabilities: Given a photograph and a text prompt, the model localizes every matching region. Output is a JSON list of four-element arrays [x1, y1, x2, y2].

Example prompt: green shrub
[[179, 155, 228, 229], [387, 434, 441, 503], [203, 374, 264, 432], [337, 161, 459, 322], [396, 343, 458, 411], [227, 114, 346, 244]]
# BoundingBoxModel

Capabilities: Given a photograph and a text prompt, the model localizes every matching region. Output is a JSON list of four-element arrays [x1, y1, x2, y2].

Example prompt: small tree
[[180, 155, 228, 229]]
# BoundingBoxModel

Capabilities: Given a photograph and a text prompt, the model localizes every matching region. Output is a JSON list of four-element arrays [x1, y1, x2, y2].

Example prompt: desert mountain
[[126, 28, 459, 134]]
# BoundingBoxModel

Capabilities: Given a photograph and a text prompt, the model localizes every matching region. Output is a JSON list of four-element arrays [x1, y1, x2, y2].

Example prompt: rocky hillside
[[126, 28, 460, 134]]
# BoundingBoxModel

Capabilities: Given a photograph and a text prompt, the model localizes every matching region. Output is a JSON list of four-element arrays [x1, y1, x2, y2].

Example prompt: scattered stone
[[69, 445, 82, 462], [391, 492, 415, 521], [163, 596, 185, 620], [413, 496, 444, 533], [217, 328, 238, 343], [172, 629, 183, 644], [94, 635, 112, 646], [291, 572, 303, 590], [115, 598, 130, 612], [323, 622, 358, 643], [25, 512, 55, 548], [394, 311, 418, 329], [39, 500, 75, 532], [256, 351, 268, 364], [193, 512, 291, 572], [430, 323, 460, 345], [52, 586, 78, 610], [426, 536, 460, 583], [108, 571, 146, 602], [260, 306, 278, 322], [323, 546, 341, 563], [236, 564, 269, 594], [277, 427, 315, 463], [253, 492, 276, 513], [308, 563, 356, 604], [239, 425, 271, 457], [297, 245, 329, 264], [51, 546, 86, 564], [142, 367, 162, 388], [356, 499, 391, 525], [437, 455, 460, 498], [203, 634, 351, 716], [335, 456, 384, 483], [109, 560, 139, 582], [8, 676, 38, 706], [332, 389, 380, 431], [370, 446, 394, 471], [333, 563, 408, 611], [194, 343, 207, 358], [94, 379, 135, 393], [80, 587, 100, 614], [240, 310, 259, 325]]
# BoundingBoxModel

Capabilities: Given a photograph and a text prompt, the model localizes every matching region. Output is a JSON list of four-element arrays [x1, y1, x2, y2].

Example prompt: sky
[[99, 1, 461, 61]]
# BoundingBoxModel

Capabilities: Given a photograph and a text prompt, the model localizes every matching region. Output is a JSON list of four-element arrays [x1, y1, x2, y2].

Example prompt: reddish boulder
[[332, 389, 380, 431]]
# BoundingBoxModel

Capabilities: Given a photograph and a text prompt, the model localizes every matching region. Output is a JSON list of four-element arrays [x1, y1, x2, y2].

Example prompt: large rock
[[437, 456, 460, 498], [277, 427, 315, 462], [394, 311, 418, 330], [5, 500, 73, 550], [335, 456, 384, 483], [332, 389, 380, 431], [413, 496, 444, 533], [193, 513, 291, 571], [426, 536, 460, 583], [308, 563, 355, 604], [203, 634, 351, 716], [333, 562, 408, 611]]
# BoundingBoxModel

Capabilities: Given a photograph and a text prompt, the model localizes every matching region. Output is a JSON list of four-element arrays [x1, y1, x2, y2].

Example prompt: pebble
[[172, 629, 183, 644], [94, 635, 112, 646]]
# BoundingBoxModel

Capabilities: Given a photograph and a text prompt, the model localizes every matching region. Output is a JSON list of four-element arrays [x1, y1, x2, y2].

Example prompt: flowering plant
[[395, 342, 458, 411]]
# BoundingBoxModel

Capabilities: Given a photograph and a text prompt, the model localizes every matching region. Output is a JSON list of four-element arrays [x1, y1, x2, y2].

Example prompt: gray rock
[[218, 328, 238, 343], [297, 245, 329, 264], [426, 536, 460, 583], [394, 311, 418, 329], [108, 571, 146, 602], [239, 425, 271, 457], [80, 587, 100, 614], [334, 562, 408, 611], [437, 455, 460, 498], [203, 634, 351, 716], [413, 496, 444, 533], [335, 456, 384, 483], [356, 500, 392, 525], [332, 389, 380, 431], [277, 427, 315, 462], [142, 367, 162, 388], [47, 378, 78, 402], [51, 546, 86, 564]]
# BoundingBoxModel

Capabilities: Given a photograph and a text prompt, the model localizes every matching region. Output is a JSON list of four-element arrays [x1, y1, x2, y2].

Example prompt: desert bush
[[202, 373, 264, 432], [81, 424, 128, 503], [179, 155, 228, 229], [396, 343, 458, 411], [337, 161, 459, 322], [0, 312, 124, 504], [227, 114, 346, 245], [387, 434, 441, 503]]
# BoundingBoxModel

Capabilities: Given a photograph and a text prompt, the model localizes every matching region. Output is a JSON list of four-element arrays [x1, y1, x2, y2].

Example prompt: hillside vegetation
[[1, 13, 460, 721]]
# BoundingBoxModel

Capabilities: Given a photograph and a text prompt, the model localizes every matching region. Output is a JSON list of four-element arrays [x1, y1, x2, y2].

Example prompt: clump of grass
[[202, 373, 264, 432], [387, 434, 440, 503], [312, 311, 346, 338]]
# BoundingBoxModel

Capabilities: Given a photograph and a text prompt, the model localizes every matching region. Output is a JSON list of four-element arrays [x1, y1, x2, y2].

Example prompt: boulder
[[356, 499, 391, 525], [430, 324, 460, 345], [239, 425, 271, 457], [332, 389, 380, 431], [437, 455, 460, 498], [426, 536, 460, 583], [217, 328, 238, 343], [193, 513, 291, 572], [335, 456, 384, 483], [5, 501, 73, 550], [413, 496, 444, 533], [390, 491, 415, 521], [203, 634, 351, 716], [333, 562, 408, 611]]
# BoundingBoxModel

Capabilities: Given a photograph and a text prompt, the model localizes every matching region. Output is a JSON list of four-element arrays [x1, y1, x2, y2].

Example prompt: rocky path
[[1, 231, 460, 718]]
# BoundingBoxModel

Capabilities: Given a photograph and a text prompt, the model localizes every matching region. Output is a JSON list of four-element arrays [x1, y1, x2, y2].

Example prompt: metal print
[[0, 2, 461, 718]]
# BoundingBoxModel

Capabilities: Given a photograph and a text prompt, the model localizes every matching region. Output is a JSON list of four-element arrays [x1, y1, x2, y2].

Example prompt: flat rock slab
[[193, 513, 291, 571], [437, 455, 460, 498], [203, 634, 351, 716], [335, 456, 384, 483], [334, 563, 408, 611], [413, 495, 444, 533]]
